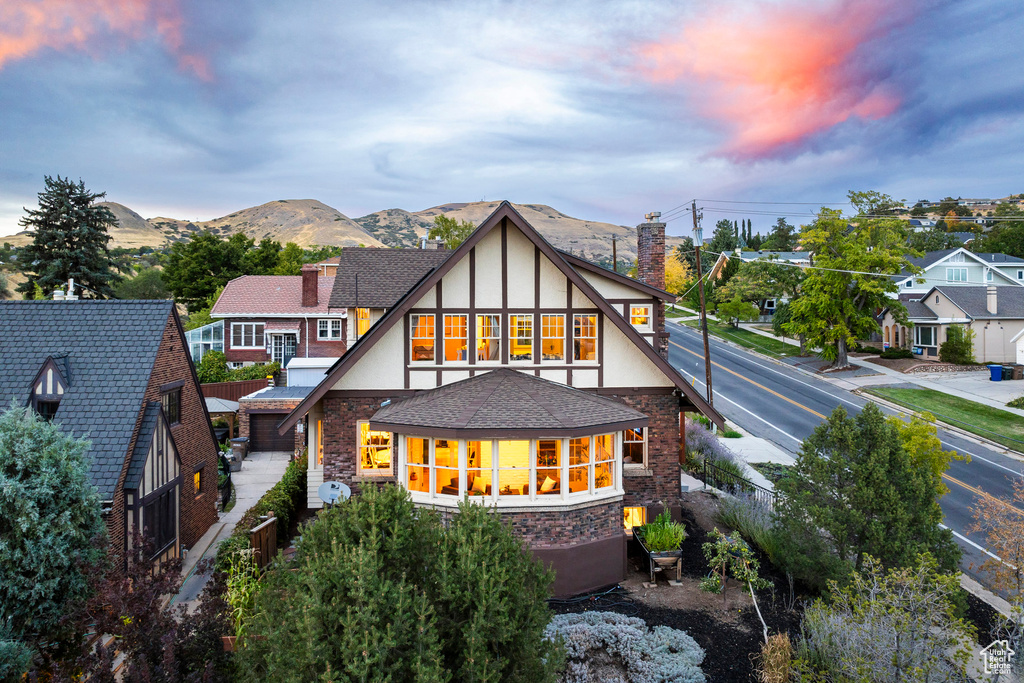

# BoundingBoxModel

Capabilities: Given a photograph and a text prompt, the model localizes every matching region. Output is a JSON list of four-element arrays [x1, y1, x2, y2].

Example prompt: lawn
[[681, 319, 800, 358], [864, 386, 1024, 451]]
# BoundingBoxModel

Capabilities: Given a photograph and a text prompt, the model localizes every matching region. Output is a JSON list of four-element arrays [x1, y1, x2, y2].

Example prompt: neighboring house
[[881, 285, 1024, 363], [209, 265, 344, 371], [276, 202, 723, 597], [893, 248, 1024, 298], [0, 300, 219, 564], [316, 255, 341, 276], [735, 250, 811, 264]]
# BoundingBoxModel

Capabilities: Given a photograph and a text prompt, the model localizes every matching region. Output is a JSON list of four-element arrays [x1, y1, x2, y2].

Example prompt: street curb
[[665, 320, 796, 370], [960, 574, 1013, 620], [853, 389, 1024, 462]]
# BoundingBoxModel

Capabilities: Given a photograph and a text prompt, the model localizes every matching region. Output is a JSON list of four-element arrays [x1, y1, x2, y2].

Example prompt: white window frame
[[622, 427, 647, 468], [357, 420, 393, 476], [231, 322, 265, 349], [915, 325, 937, 348], [629, 304, 652, 331], [573, 313, 598, 363], [946, 267, 968, 283], [540, 314, 565, 363], [410, 313, 436, 364], [986, 269, 994, 282], [317, 318, 343, 341], [443, 314, 469, 363], [508, 314, 533, 363], [949, 252, 965, 263], [1018, 270, 1023, 281], [476, 314, 500, 363]]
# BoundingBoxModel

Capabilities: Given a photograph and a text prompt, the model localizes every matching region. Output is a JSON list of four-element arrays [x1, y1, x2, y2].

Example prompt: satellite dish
[[318, 481, 351, 505]]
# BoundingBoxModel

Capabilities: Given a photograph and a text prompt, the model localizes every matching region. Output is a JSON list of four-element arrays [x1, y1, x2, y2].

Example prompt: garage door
[[249, 414, 295, 452]]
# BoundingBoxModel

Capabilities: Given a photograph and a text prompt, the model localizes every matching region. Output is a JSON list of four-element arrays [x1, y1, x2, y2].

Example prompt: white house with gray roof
[[893, 248, 1024, 298]]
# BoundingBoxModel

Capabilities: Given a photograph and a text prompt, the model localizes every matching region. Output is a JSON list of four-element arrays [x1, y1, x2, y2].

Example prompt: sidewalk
[[172, 450, 292, 609]]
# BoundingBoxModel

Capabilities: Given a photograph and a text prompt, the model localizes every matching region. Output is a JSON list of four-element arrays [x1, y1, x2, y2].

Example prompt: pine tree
[[709, 219, 738, 254], [16, 176, 121, 298]]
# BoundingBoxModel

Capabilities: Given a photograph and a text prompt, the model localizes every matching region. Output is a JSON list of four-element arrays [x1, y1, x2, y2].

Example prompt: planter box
[[634, 527, 683, 583]]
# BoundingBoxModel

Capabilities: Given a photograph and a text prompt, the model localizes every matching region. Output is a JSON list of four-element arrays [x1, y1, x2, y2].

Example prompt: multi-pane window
[[161, 388, 181, 425], [434, 439, 459, 496], [946, 268, 968, 283], [986, 269, 994, 282], [540, 315, 564, 361], [630, 305, 652, 330], [231, 322, 264, 348], [316, 419, 324, 467], [623, 428, 646, 466], [194, 469, 202, 495], [410, 314, 435, 362], [509, 315, 533, 361], [477, 315, 500, 362], [594, 434, 614, 490], [574, 314, 597, 361], [536, 440, 561, 495], [497, 440, 529, 495], [318, 319, 342, 340], [915, 326, 936, 347], [407, 437, 430, 493], [444, 315, 469, 362], [568, 437, 590, 493], [358, 421, 392, 475], [467, 440, 493, 495], [356, 308, 372, 337], [144, 489, 176, 550]]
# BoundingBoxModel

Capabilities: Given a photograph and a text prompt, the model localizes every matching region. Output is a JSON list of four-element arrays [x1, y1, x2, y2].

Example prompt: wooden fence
[[201, 379, 269, 402], [250, 516, 278, 570]]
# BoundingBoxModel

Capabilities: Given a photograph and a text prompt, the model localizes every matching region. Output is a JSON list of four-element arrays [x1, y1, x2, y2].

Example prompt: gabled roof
[[370, 368, 647, 438], [976, 252, 1024, 265], [556, 250, 675, 301], [279, 201, 725, 433], [329, 248, 452, 308], [0, 301, 175, 499], [899, 248, 1024, 279], [933, 286, 1024, 319], [211, 275, 336, 316], [903, 300, 938, 319], [123, 402, 181, 491]]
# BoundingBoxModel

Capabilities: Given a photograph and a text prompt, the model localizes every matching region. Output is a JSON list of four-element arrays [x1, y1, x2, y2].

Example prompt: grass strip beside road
[[680, 319, 800, 359], [864, 386, 1024, 451]]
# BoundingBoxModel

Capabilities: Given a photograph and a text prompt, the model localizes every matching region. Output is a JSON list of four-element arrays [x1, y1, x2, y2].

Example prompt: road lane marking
[[672, 340, 828, 419], [682, 370, 803, 445], [940, 524, 1012, 568]]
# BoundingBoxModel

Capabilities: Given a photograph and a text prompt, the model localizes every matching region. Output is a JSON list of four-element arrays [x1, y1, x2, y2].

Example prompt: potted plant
[[634, 508, 687, 583]]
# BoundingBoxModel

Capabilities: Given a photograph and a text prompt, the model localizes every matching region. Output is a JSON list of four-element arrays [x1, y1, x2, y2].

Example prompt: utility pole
[[692, 200, 714, 407], [612, 237, 618, 273]]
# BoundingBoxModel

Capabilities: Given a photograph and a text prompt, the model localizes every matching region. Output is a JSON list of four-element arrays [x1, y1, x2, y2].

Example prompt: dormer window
[[31, 358, 67, 421]]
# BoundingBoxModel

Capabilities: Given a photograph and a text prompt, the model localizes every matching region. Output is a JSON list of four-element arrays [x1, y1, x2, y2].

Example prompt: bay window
[[497, 440, 530, 495], [509, 315, 533, 361], [467, 440, 493, 495], [444, 315, 468, 362], [434, 439, 460, 495], [569, 437, 590, 493], [536, 440, 561, 495], [407, 437, 429, 493], [410, 314, 435, 362], [541, 315, 565, 361], [595, 434, 614, 489], [574, 314, 597, 361], [358, 421, 392, 475], [477, 315, 500, 362]]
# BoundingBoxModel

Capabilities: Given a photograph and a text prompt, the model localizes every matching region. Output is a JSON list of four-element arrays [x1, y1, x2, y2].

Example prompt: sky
[[1, 0, 1023, 238]]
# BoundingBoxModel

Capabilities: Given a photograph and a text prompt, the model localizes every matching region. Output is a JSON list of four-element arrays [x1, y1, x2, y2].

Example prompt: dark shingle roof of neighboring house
[[975, 253, 1024, 264], [329, 248, 452, 309], [0, 300, 174, 499], [904, 300, 938, 319], [904, 249, 958, 272], [934, 286, 1024, 319], [370, 368, 647, 438]]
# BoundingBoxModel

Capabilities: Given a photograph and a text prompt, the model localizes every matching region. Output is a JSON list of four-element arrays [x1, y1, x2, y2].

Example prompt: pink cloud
[[635, 0, 912, 160], [0, 0, 211, 80]]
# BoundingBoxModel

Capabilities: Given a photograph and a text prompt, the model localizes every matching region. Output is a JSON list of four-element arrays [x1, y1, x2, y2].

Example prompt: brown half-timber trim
[[159, 379, 186, 392], [558, 250, 675, 301], [245, 408, 294, 415], [277, 201, 724, 433], [404, 315, 410, 390], [325, 389, 419, 398], [469, 247, 476, 366]]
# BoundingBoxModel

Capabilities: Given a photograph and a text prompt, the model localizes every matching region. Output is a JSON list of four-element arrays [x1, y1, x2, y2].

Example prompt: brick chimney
[[987, 285, 997, 315], [301, 264, 318, 307], [637, 212, 665, 290]]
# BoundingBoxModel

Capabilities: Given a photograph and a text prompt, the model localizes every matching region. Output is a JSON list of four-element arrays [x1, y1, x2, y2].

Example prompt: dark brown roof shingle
[[329, 248, 451, 309]]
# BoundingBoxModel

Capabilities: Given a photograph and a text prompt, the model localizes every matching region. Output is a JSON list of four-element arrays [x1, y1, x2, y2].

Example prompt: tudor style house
[[278, 202, 723, 596], [0, 300, 219, 564]]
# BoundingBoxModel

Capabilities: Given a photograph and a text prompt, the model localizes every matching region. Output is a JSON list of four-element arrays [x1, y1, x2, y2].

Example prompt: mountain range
[[4, 199, 683, 264]]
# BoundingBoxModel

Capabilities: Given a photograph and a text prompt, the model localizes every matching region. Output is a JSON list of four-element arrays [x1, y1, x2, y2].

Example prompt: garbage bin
[[988, 364, 1003, 381], [230, 436, 249, 461], [1014, 365, 1024, 380], [1003, 365, 1014, 381]]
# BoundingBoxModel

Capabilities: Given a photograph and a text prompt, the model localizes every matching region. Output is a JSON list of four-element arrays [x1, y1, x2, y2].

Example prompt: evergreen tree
[[16, 176, 121, 298], [0, 403, 105, 674], [708, 219, 737, 254], [761, 217, 797, 251]]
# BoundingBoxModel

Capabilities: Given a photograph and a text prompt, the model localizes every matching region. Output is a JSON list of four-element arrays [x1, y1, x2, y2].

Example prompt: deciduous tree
[[716, 295, 759, 328], [664, 252, 692, 295], [16, 176, 121, 299], [113, 267, 170, 300], [429, 215, 475, 249]]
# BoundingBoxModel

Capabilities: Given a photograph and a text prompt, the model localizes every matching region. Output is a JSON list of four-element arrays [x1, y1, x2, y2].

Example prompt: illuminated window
[[357, 421, 392, 475], [497, 440, 529, 495], [630, 305, 652, 330], [541, 315, 564, 362], [509, 315, 533, 362], [406, 437, 429, 493], [476, 315, 500, 362], [574, 314, 597, 361], [569, 437, 590, 494], [356, 308, 372, 337], [410, 314, 435, 362], [467, 440, 493, 496], [316, 419, 324, 467], [444, 315, 469, 362], [194, 469, 202, 495], [434, 439, 460, 496], [624, 507, 646, 535], [594, 434, 614, 490], [536, 440, 561, 495], [623, 428, 646, 466]]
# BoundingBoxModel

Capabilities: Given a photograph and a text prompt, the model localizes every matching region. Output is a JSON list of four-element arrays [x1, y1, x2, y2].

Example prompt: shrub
[[545, 611, 706, 683], [196, 351, 281, 384], [880, 347, 914, 359], [1007, 396, 1024, 409], [684, 417, 734, 466], [636, 509, 687, 552], [228, 361, 281, 381], [755, 633, 792, 683], [939, 324, 976, 364], [235, 485, 562, 682], [721, 428, 742, 438], [716, 496, 782, 566]]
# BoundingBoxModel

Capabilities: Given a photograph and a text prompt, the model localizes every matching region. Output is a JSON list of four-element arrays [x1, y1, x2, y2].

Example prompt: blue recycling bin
[[988, 364, 1003, 381]]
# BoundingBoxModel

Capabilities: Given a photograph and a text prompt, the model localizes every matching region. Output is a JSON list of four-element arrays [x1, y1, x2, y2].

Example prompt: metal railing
[[700, 460, 777, 511]]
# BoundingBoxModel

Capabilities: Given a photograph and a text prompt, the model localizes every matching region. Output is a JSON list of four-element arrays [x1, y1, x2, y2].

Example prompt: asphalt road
[[667, 319, 1024, 587]]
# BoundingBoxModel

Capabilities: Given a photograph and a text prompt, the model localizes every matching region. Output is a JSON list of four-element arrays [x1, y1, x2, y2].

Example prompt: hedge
[[215, 454, 307, 572]]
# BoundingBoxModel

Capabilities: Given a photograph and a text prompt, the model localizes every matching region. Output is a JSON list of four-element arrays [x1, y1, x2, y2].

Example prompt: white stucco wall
[[331, 321, 405, 390]]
